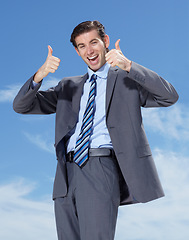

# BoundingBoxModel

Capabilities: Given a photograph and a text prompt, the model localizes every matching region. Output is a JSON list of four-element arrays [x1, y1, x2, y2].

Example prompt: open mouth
[[88, 55, 99, 64]]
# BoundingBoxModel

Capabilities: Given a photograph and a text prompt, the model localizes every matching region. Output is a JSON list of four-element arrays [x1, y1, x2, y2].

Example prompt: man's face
[[75, 29, 110, 72]]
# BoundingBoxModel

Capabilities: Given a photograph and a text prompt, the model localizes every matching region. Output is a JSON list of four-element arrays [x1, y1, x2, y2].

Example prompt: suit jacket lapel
[[55, 73, 88, 147], [67, 66, 118, 125], [106, 67, 119, 115], [72, 67, 118, 116], [72, 73, 88, 115]]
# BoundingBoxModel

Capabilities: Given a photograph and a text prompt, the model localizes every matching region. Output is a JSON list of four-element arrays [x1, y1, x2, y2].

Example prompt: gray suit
[[13, 61, 178, 204], [13, 62, 178, 238]]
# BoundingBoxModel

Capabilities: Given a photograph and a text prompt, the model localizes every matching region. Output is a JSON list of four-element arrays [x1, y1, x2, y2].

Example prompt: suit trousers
[[54, 155, 121, 240]]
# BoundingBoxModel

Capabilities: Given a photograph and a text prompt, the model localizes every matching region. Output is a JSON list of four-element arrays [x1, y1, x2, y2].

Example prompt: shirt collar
[[87, 62, 110, 81]]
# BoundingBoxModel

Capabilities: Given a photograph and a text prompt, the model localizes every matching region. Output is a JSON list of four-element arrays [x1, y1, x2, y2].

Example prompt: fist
[[34, 45, 61, 83]]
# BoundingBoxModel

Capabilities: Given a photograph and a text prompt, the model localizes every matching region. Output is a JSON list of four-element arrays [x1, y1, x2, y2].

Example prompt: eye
[[92, 41, 97, 45], [78, 45, 85, 50]]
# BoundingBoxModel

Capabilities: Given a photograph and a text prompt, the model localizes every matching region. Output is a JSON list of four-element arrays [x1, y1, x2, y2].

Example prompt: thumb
[[115, 39, 121, 50], [48, 45, 53, 57]]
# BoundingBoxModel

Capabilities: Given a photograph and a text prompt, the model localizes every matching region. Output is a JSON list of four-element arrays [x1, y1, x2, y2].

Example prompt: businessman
[[13, 20, 179, 240]]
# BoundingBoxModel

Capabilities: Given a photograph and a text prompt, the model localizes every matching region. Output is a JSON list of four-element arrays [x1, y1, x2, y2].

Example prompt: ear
[[75, 47, 81, 56], [104, 34, 110, 49]]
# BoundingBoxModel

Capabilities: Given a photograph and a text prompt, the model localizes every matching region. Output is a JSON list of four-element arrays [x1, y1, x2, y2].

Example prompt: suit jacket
[[13, 62, 179, 205]]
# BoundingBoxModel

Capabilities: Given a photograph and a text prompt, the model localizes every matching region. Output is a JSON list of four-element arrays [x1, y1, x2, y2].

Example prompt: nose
[[86, 45, 94, 55]]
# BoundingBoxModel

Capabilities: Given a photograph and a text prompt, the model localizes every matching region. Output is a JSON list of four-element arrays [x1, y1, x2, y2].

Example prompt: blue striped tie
[[73, 74, 97, 167]]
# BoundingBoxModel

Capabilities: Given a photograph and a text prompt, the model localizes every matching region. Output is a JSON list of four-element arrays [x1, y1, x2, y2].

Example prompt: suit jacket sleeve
[[127, 62, 179, 107], [13, 75, 60, 114]]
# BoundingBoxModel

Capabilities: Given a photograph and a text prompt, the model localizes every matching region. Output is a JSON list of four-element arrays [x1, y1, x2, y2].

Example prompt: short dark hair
[[70, 20, 106, 48]]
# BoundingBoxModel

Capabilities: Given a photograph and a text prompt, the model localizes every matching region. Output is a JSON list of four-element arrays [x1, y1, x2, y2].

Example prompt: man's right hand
[[34, 45, 61, 83]]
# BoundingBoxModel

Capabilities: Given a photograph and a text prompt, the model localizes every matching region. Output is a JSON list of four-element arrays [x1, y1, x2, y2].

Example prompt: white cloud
[[142, 104, 189, 141], [0, 84, 22, 102], [23, 132, 55, 154], [0, 77, 60, 103], [0, 179, 57, 240], [41, 77, 60, 90], [1, 149, 189, 240], [115, 148, 189, 240]]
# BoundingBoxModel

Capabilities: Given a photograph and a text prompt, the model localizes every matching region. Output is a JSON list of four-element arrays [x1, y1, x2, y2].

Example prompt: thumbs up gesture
[[105, 39, 132, 72], [34, 45, 61, 83]]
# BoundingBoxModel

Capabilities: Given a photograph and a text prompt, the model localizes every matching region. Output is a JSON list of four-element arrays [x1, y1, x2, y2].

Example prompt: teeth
[[88, 55, 97, 60]]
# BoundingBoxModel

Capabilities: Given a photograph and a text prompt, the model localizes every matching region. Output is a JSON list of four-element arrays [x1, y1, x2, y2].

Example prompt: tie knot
[[90, 74, 97, 82]]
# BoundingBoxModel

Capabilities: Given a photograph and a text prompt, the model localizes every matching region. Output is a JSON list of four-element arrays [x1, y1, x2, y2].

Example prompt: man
[[13, 20, 179, 240]]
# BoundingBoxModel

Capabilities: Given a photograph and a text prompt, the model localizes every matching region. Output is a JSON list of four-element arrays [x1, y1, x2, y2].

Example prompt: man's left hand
[[105, 39, 132, 72]]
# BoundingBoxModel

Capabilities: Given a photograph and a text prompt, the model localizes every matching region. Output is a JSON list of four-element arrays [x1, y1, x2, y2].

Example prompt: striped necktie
[[73, 74, 97, 167]]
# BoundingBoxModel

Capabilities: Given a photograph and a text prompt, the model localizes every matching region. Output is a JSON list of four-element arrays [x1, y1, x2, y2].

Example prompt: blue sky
[[0, 0, 189, 239]]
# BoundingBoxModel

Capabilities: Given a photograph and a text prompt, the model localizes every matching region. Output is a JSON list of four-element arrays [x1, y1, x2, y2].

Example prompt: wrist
[[33, 70, 43, 83], [125, 60, 132, 72]]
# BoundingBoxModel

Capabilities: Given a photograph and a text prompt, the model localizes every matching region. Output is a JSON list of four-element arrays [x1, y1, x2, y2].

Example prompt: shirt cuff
[[32, 80, 39, 88]]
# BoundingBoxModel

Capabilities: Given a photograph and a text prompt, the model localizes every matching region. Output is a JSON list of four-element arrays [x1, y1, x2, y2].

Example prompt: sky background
[[0, 0, 189, 239]]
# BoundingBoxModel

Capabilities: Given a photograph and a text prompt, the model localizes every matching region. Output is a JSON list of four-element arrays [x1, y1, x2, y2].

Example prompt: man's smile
[[87, 55, 99, 65]]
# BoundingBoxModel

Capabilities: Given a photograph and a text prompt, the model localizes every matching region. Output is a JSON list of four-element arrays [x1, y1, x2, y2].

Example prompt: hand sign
[[105, 39, 131, 72], [34, 45, 61, 83]]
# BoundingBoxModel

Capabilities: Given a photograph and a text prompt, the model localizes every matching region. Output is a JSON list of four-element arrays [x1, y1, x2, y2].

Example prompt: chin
[[90, 63, 104, 72], [91, 67, 100, 72], [88, 65, 98, 72]]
